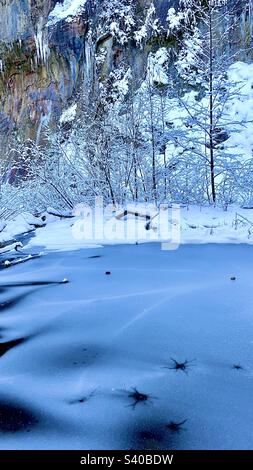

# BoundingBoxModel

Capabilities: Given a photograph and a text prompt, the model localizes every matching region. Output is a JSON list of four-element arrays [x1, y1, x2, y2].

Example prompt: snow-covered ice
[[0, 242, 253, 449]]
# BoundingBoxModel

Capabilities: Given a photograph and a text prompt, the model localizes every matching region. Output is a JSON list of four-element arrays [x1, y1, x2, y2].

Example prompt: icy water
[[0, 243, 253, 450]]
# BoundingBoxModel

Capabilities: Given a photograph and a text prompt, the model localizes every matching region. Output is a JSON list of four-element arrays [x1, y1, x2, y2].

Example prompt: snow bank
[[0, 212, 45, 246], [25, 205, 253, 253], [2, 204, 253, 254], [0, 215, 35, 244], [27, 218, 102, 252]]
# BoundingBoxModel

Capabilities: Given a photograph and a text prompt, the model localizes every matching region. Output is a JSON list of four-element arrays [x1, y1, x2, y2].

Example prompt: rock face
[[0, 0, 86, 146], [0, 0, 252, 151]]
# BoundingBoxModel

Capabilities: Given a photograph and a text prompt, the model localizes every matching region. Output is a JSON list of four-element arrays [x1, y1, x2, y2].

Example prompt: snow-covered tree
[[96, 0, 136, 45], [170, 0, 245, 204]]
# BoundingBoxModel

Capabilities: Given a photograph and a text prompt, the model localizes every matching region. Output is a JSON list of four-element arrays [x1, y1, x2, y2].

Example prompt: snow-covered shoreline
[[2, 205, 253, 254]]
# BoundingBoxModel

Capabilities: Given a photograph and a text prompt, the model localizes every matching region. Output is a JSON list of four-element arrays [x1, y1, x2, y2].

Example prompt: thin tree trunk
[[209, 4, 216, 204], [148, 80, 157, 204], [134, 156, 138, 201], [160, 94, 167, 200]]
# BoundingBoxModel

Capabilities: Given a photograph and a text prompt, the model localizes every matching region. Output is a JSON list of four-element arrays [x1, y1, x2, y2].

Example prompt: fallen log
[[115, 209, 152, 221], [0, 241, 23, 255], [46, 207, 74, 219], [3, 253, 42, 268]]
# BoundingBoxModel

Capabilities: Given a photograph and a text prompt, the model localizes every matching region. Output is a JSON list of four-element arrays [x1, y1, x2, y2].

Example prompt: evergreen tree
[[170, 0, 244, 204]]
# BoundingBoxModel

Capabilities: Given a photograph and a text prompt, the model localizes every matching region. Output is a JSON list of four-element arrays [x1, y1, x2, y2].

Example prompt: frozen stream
[[0, 243, 253, 450]]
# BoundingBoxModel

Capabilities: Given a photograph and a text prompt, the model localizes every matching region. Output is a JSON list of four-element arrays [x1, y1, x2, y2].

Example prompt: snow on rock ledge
[[47, 0, 87, 26], [60, 104, 77, 124]]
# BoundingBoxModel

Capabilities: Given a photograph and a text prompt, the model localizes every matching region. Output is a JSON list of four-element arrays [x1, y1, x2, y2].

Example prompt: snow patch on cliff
[[166, 7, 185, 35], [148, 48, 169, 85], [47, 0, 87, 26], [134, 3, 157, 47], [60, 104, 77, 124]]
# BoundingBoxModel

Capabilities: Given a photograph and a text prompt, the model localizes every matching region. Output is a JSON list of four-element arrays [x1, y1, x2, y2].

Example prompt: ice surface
[[0, 242, 253, 449]]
